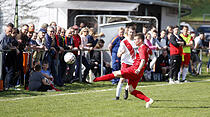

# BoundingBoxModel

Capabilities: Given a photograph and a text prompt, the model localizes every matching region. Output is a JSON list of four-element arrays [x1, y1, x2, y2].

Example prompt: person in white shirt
[[114, 26, 137, 100]]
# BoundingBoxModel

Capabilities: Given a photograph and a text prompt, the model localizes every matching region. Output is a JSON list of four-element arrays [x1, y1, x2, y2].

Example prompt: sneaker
[[47, 89, 56, 92], [169, 78, 175, 84], [182, 80, 189, 83], [174, 80, 180, 84], [124, 89, 129, 100], [113, 97, 119, 100], [146, 98, 154, 108], [13, 88, 21, 91]]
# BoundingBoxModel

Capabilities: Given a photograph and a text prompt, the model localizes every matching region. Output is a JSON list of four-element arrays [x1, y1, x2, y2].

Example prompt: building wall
[[161, 7, 178, 30], [0, 0, 68, 33]]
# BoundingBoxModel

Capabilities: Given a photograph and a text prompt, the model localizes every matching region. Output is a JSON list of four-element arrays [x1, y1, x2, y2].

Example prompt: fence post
[[100, 50, 103, 76], [79, 50, 82, 82], [200, 49, 202, 74]]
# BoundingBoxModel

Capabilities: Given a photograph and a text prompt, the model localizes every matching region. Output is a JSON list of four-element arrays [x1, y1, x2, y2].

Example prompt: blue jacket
[[111, 35, 124, 53]]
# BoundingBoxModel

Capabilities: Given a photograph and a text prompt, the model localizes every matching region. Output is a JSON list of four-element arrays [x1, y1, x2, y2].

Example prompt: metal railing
[[0, 48, 209, 81]]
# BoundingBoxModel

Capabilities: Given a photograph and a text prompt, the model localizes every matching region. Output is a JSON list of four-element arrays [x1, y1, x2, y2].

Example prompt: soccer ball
[[64, 52, 76, 64]]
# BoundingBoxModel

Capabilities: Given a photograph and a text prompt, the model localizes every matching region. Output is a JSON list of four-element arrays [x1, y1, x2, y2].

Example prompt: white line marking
[[0, 79, 210, 102]]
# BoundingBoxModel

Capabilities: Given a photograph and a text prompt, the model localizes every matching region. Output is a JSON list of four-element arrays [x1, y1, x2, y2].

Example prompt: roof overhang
[[46, 1, 139, 12]]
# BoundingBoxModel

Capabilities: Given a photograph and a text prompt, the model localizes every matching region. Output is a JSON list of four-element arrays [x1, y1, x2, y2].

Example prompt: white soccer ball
[[64, 52, 76, 64]]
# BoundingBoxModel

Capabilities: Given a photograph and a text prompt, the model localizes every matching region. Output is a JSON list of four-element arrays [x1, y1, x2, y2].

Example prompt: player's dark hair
[[128, 26, 136, 30], [135, 33, 145, 41]]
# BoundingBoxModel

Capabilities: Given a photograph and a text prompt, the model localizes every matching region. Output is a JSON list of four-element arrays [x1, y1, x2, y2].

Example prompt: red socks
[[93, 73, 115, 82], [131, 90, 150, 102], [50, 84, 61, 91]]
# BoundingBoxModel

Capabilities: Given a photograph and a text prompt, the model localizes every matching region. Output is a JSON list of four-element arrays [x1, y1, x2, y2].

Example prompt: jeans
[[45, 52, 63, 86], [75, 55, 90, 82]]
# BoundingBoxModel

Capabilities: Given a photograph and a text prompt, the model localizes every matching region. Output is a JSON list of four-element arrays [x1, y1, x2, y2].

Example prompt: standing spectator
[[150, 30, 162, 70], [35, 29, 46, 62], [0, 23, 16, 90], [75, 27, 91, 83], [45, 26, 62, 86], [63, 29, 75, 83], [144, 33, 160, 80], [108, 27, 125, 84], [10, 28, 20, 87], [169, 26, 186, 84], [115, 26, 137, 100], [16, 24, 29, 86], [191, 32, 204, 75], [178, 26, 193, 82]]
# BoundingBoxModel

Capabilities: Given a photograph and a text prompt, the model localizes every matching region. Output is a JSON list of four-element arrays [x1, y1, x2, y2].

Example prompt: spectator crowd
[[0, 21, 209, 91]]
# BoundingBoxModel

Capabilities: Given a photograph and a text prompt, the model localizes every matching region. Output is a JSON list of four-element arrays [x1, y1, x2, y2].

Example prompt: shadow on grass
[[58, 82, 116, 92], [153, 99, 210, 108], [0, 90, 45, 98], [152, 106, 210, 109], [156, 99, 207, 102]]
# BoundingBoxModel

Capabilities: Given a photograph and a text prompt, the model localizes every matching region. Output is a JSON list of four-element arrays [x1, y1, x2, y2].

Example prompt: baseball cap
[[39, 28, 46, 33]]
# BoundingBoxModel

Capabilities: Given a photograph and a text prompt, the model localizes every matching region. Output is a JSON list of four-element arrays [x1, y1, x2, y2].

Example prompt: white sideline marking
[[1, 79, 210, 102]]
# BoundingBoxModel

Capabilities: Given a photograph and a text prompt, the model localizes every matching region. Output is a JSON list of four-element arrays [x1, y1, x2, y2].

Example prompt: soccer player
[[94, 33, 154, 108], [115, 26, 137, 100]]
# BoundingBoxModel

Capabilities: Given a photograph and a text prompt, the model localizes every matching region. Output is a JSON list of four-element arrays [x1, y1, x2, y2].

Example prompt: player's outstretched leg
[[94, 71, 122, 82], [93, 73, 115, 82]]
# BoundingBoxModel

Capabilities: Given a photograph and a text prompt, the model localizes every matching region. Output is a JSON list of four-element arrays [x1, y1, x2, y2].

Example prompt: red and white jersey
[[118, 38, 137, 65], [133, 44, 152, 69]]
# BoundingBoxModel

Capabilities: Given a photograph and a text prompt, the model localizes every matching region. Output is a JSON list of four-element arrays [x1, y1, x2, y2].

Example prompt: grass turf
[[0, 55, 209, 117]]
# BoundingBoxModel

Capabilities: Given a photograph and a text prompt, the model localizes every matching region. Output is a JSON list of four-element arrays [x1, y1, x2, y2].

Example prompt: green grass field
[[164, 0, 210, 21], [0, 55, 209, 117]]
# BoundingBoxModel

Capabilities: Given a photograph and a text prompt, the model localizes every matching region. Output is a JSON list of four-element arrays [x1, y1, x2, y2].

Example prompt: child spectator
[[29, 64, 52, 91], [41, 61, 53, 82]]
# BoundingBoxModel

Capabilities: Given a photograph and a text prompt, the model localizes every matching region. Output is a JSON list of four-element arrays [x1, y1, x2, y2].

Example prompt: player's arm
[[135, 59, 145, 75], [117, 42, 125, 57]]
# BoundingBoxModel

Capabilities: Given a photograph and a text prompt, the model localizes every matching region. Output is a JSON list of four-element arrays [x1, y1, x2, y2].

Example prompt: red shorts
[[121, 63, 132, 70], [182, 53, 191, 66], [121, 66, 145, 89]]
